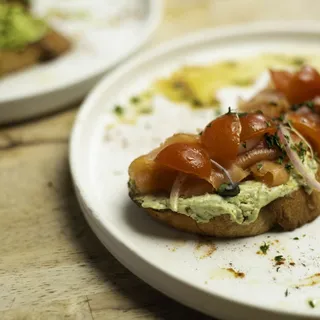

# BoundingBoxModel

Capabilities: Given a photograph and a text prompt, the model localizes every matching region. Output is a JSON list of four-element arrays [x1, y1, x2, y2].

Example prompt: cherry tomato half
[[287, 111, 320, 155], [239, 113, 276, 141], [270, 66, 320, 104], [201, 112, 241, 167], [155, 142, 212, 179]]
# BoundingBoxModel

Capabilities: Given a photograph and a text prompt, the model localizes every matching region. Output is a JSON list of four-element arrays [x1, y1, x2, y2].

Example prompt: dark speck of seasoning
[[276, 267, 280, 272], [47, 181, 53, 188], [302, 263, 307, 267], [226, 268, 245, 278], [293, 237, 299, 240], [259, 242, 269, 255], [290, 262, 296, 266], [130, 96, 140, 104], [285, 289, 289, 297], [274, 255, 285, 265], [291, 57, 305, 67], [308, 300, 316, 308], [192, 99, 202, 108], [113, 105, 124, 116]]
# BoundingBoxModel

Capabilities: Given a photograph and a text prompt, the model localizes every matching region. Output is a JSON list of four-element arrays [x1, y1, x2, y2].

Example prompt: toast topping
[[0, 3, 48, 49]]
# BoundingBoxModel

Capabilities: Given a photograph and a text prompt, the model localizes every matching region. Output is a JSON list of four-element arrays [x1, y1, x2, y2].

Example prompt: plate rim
[[0, 0, 163, 104], [70, 21, 320, 319]]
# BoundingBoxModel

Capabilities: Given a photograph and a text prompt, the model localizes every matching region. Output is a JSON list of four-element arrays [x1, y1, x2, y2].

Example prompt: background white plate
[[0, 0, 162, 124], [70, 23, 320, 320]]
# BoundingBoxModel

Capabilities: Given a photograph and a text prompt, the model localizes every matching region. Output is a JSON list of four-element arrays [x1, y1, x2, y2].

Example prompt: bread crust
[[0, 31, 71, 77], [131, 188, 320, 238]]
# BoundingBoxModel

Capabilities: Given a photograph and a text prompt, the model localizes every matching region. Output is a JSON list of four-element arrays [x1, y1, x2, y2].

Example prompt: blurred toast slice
[[0, 1, 71, 77]]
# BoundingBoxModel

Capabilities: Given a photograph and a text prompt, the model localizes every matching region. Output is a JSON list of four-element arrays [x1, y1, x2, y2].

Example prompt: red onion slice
[[278, 125, 320, 191], [170, 173, 187, 211], [210, 159, 236, 185]]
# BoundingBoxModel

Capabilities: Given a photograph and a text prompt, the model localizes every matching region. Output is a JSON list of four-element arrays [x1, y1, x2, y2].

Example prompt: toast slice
[[0, 2, 71, 77], [130, 186, 320, 238]]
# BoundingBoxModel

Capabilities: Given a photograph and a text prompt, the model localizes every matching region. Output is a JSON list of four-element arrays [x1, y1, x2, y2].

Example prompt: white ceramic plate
[[0, 0, 162, 124], [70, 22, 320, 320]]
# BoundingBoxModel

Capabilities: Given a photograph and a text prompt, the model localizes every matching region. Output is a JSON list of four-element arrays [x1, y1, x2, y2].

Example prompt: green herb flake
[[256, 163, 263, 171], [242, 142, 247, 148], [130, 96, 140, 104], [293, 237, 299, 240], [265, 121, 271, 127], [274, 255, 285, 265], [285, 163, 293, 172], [277, 156, 285, 165], [259, 242, 269, 254], [276, 267, 280, 272], [291, 57, 305, 67], [265, 133, 282, 150], [192, 99, 202, 108], [113, 105, 124, 116], [308, 300, 316, 308], [285, 289, 289, 297], [238, 112, 248, 118]]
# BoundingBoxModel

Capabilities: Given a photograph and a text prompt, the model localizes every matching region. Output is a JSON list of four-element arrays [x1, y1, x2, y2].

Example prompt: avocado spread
[[0, 3, 48, 50], [132, 156, 318, 225]]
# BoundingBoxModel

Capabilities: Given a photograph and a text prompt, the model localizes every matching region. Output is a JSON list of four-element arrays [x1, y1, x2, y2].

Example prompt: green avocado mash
[[132, 156, 318, 225], [0, 3, 48, 50]]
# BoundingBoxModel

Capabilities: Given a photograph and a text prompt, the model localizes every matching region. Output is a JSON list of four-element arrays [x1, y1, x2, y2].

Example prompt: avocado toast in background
[[0, 0, 71, 76], [128, 65, 320, 237]]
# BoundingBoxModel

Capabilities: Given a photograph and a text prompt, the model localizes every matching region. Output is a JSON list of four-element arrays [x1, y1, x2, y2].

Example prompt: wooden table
[[0, 1, 317, 319]]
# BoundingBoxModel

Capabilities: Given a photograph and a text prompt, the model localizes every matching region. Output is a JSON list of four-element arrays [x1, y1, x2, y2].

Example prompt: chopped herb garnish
[[192, 99, 202, 107], [259, 242, 269, 254], [256, 110, 263, 115], [257, 163, 263, 171], [306, 101, 315, 109], [291, 141, 307, 161], [291, 57, 305, 66], [130, 96, 140, 104], [242, 141, 247, 148], [285, 289, 289, 297], [277, 155, 285, 165], [274, 255, 285, 265], [265, 133, 282, 150], [285, 163, 293, 172], [265, 121, 271, 127], [276, 267, 280, 272], [291, 101, 314, 111], [113, 105, 124, 116], [278, 114, 285, 121], [302, 263, 306, 267], [238, 112, 248, 118], [293, 237, 299, 240], [308, 300, 316, 308]]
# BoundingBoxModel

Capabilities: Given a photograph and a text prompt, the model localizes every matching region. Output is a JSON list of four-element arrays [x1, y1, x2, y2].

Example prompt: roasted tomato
[[155, 142, 212, 179], [270, 66, 320, 104], [201, 112, 241, 166], [239, 113, 276, 141], [287, 110, 320, 155]]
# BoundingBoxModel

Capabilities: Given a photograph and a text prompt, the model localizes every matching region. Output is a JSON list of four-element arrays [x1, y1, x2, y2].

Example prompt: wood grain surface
[[0, 0, 317, 319]]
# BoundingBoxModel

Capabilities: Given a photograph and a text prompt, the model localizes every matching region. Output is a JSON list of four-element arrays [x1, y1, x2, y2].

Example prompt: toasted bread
[[0, 1, 71, 77], [130, 187, 320, 238]]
